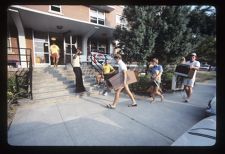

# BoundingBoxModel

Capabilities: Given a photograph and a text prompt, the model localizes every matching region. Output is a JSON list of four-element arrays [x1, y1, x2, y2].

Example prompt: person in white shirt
[[183, 53, 200, 102], [106, 54, 137, 109], [72, 48, 86, 93]]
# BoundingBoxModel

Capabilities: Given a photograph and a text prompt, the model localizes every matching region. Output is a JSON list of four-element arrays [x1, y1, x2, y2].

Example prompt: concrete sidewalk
[[7, 79, 216, 146]]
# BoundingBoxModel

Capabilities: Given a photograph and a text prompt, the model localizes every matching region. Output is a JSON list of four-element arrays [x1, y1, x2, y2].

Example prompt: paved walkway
[[7, 79, 216, 146]]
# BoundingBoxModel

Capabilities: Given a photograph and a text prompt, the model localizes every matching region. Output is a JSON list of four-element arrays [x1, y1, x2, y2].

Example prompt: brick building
[[7, 5, 125, 67]]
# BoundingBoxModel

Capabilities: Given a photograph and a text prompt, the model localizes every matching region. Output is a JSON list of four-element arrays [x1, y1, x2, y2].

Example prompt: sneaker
[[103, 92, 108, 96], [184, 99, 189, 103]]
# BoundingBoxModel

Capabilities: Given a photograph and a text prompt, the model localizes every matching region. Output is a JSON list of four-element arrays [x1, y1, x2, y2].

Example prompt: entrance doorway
[[33, 31, 50, 67], [49, 33, 64, 65], [64, 35, 77, 65]]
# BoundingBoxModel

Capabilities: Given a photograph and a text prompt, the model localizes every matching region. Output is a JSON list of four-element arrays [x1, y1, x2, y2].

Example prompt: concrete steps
[[32, 84, 75, 94], [31, 64, 101, 103]]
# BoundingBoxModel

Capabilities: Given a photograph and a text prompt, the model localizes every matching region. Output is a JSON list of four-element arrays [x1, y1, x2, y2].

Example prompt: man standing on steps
[[183, 53, 200, 102], [72, 48, 86, 94]]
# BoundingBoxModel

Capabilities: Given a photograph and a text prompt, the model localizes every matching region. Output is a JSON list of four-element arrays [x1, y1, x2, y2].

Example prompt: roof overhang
[[89, 5, 115, 12], [8, 5, 115, 40]]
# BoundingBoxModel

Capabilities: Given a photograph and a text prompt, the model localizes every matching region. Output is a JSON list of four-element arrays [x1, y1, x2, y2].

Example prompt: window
[[116, 15, 121, 24], [49, 5, 62, 14], [90, 8, 105, 25], [7, 33, 12, 53], [116, 14, 127, 28], [120, 17, 127, 28]]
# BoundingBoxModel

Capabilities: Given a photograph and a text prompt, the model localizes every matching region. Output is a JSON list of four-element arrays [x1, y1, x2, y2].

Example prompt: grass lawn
[[196, 70, 216, 82]]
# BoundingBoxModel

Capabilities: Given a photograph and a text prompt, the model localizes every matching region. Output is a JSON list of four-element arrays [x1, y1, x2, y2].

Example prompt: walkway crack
[[55, 103, 76, 145]]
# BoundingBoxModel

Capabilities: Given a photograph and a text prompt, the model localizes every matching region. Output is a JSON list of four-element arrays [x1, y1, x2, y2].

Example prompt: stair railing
[[89, 53, 103, 74], [7, 47, 33, 100]]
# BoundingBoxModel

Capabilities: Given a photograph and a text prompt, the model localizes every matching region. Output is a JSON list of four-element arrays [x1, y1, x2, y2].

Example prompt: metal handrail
[[89, 53, 103, 74], [7, 47, 33, 100]]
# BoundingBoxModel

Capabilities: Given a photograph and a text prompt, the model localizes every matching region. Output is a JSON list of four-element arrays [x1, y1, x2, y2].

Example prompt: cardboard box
[[175, 64, 195, 79], [108, 70, 138, 90], [188, 69, 195, 79]]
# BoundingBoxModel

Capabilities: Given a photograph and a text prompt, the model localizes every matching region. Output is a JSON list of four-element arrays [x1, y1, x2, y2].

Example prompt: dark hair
[[74, 48, 81, 54], [114, 54, 122, 59]]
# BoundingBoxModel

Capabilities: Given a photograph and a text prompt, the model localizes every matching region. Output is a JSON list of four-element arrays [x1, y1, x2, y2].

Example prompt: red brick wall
[[20, 5, 124, 28], [8, 25, 19, 63]]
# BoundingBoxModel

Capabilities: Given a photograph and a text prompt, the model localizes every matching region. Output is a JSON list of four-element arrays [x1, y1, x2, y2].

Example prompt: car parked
[[171, 115, 216, 146], [200, 64, 210, 71]]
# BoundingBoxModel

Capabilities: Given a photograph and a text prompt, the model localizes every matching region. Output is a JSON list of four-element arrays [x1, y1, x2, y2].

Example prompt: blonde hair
[[180, 57, 186, 64], [152, 58, 159, 64]]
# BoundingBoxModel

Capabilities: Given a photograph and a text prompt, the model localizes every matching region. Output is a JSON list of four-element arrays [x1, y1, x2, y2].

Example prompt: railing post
[[18, 48, 21, 66], [15, 74, 19, 93], [29, 48, 33, 100]]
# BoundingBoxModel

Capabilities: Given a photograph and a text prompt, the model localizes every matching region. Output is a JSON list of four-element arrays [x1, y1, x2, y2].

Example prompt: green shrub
[[162, 70, 174, 82], [161, 70, 174, 91], [7, 76, 17, 101], [129, 70, 174, 94], [129, 74, 151, 94], [7, 74, 27, 104]]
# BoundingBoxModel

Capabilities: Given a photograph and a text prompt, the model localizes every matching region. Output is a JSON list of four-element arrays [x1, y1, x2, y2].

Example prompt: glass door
[[64, 35, 77, 65], [33, 31, 50, 66]]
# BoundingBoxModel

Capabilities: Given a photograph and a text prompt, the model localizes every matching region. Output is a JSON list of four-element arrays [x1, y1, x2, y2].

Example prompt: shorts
[[51, 53, 59, 59], [183, 78, 195, 87]]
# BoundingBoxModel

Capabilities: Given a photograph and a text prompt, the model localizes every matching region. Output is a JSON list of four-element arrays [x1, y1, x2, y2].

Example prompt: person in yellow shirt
[[96, 59, 116, 95], [50, 42, 60, 67]]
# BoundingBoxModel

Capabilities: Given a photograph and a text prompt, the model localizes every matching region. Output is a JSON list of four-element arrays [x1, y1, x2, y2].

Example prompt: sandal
[[106, 104, 116, 109], [128, 103, 137, 107]]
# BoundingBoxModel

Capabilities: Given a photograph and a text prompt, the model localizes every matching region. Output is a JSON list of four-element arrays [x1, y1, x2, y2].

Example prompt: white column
[[80, 26, 99, 62], [9, 9, 27, 68], [108, 40, 113, 55], [81, 37, 88, 62]]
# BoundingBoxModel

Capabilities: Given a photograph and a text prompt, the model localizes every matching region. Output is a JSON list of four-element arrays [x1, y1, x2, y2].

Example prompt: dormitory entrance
[[34, 31, 64, 67], [49, 33, 64, 65], [34, 31, 79, 67]]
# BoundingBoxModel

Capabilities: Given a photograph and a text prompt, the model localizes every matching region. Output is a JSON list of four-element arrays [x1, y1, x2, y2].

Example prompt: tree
[[187, 6, 216, 66], [114, 6, 161, 64], [114, 6, 197, 66], [153, 6, 195, 65], [113, 5, 216, 67]]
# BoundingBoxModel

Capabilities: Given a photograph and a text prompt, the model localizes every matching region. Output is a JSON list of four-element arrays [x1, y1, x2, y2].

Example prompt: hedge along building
[[7, 5, 125, 67]]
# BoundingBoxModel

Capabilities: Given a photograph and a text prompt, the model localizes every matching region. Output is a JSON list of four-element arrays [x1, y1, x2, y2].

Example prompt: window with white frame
[[116, 14, 127, 28], [90, 8, 105, 25], [116, 14, 121, 24], [49, 5, 62, 14]]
